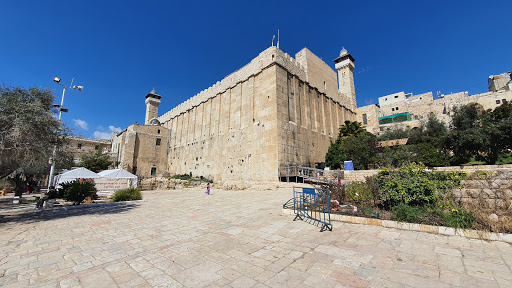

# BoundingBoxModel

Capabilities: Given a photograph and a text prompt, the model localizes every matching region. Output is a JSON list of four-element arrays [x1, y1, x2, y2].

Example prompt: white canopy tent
[[54, 167, 100, 187], [97, 169, 138, 189]]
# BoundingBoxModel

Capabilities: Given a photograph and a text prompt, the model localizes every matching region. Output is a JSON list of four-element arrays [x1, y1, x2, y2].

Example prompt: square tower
[[145, 89, 162, 124], [334, 47, 356, 108]]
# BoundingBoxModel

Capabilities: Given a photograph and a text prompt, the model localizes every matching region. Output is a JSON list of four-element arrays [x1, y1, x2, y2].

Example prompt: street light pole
[[47, 77, 83, 190]]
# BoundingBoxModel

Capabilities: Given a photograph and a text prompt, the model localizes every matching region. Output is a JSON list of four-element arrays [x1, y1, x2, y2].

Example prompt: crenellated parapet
[[158, 47, 342, 123]]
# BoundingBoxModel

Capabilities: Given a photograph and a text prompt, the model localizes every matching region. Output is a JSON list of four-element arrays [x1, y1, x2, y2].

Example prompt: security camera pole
[[47, 77, 84, 190]]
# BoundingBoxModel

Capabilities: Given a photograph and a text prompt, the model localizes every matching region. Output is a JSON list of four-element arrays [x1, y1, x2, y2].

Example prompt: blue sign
[[344, 161, 354, 171]]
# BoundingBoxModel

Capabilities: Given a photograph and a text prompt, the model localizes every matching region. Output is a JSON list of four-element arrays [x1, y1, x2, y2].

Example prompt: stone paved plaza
[[1, 187, 511, 288]]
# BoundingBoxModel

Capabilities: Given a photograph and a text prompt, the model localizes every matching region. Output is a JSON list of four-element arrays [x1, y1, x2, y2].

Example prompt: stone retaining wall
[[341, 165, 512, 207], [282, 208, 512, 243]]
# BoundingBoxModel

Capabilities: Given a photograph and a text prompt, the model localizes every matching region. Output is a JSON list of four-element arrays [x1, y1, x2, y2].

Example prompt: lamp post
[[47, 77, 84, 189]]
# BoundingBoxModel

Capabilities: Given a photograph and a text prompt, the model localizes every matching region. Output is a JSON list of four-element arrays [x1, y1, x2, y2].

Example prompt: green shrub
[[346, 182, 367, 204], [112, 188, 142, 202], [378, 163, 437, 207], [429, 171, 467, 199], [170, 174, 212, 183], [422, 205, 447, 226], [444, 209, 474, 229], [346, 176, 379, 207], [62, 180, 97, 205], [468, 170, 493, 180], [378, 163, 466, 208], [392, 203, 424, 223]]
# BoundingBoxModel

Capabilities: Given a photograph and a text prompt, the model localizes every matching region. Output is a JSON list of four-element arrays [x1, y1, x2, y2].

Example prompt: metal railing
[[279, 166, 343, 184], [293, 186, 332, 232]]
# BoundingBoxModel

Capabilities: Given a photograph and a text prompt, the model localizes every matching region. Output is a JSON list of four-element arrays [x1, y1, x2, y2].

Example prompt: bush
[[444, 209, 474, 229], [392, 203, 424, 223], [170, 174, 192, 180], [378, 163, 466, 208], [62, 179, 97, 205], [345, 176, 379, 207], [112, 188, 142, 202], [378, 163, 437, 207], [325, 181, 347, 203]]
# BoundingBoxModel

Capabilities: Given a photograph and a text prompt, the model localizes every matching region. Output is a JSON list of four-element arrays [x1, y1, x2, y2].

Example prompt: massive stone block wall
[[164, 66, 279, 181], [295, 48, 339, 102], [158, 47, 356, 182], [276, 66, 355, 168]]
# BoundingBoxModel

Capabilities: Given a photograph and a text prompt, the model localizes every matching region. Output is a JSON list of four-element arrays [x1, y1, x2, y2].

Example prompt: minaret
[[144, 89, 162, 125], [334, 47, 356, 108]]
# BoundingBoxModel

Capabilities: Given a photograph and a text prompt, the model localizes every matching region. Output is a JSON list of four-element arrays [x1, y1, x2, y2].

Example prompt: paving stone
[[172, 260, 222, 287], [355, 263, 377, 280], [79, 270, 117, 288], [230, 275, 258, 288], [0, 188, 510, 288]]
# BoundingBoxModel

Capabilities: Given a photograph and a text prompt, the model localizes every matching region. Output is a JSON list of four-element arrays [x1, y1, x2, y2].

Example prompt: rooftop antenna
[[277, 29, 280, 49], [272, 34, 275, 47]]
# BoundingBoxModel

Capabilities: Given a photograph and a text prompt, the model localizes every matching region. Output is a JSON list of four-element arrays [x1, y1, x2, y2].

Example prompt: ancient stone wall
[[276, 65, 355, 168], [165, 65, 278, 182], [342, 165, 512, 208], [159, 47, 356, 182], [295, 48, 339, 102]]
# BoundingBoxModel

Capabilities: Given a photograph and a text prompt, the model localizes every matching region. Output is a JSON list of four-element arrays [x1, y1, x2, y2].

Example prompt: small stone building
[[112, 90, 169, 177]]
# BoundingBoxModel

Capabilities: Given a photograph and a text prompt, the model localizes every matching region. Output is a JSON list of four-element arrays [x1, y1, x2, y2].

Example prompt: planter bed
[[282, 208, 512, 244]]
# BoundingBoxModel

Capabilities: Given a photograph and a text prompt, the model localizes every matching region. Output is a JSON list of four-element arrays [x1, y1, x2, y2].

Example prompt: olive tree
[[0, 86, 68, 194]]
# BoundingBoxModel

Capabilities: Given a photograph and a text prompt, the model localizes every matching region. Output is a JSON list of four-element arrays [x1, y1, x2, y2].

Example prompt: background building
[[357, 71, 512, 135], [64, 136, 112, 165]]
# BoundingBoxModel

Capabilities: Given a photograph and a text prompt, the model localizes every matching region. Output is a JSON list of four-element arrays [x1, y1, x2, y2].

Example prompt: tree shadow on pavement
[[0, 202, 141, 225]]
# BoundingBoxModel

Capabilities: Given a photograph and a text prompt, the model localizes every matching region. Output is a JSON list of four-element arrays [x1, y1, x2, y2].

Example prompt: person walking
[[205, 183, 210, 195]]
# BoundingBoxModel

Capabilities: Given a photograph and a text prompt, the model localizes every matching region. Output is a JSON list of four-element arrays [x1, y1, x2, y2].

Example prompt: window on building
[[77, 144, 82, 149], [362, 114, 367, 125], [395, 107, 399, 111], [133, 166, 137, 175], [503, 99, 507, 103], [157, 129, 160, 134], [95, 146, 99, 150], [496, 100, 501, 104], [151, 167, 157, 176], [394, 95, 398, 98], [156, 138, 161, 146], [391, 107, 395, 112]]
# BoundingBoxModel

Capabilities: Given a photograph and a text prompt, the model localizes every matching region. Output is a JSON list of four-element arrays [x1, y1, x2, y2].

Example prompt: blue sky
[[1, 0, 511, 139]]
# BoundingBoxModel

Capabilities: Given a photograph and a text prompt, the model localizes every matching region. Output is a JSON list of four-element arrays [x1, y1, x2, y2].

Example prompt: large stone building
[[357, 71, 512, 135], [113, 46, 358, 181]]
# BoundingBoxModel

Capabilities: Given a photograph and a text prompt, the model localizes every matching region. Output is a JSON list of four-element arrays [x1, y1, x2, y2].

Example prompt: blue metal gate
[[293, 187, 332, 232]]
